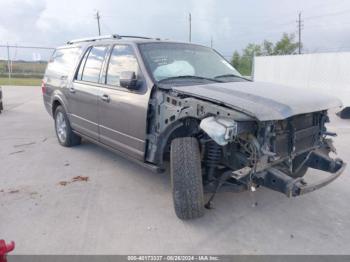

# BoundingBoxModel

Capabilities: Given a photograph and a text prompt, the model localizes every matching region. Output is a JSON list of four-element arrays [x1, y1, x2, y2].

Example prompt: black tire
[[170, 137, 204, 220], [54, 105, 81, 147], [337, 107, 350, 119], [286, 154, 309, 178], [0, 87, 3, 113]]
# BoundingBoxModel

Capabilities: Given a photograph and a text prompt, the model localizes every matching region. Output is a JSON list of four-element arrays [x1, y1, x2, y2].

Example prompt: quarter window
[[106, 45, 139, 86], [81, 46, 108, 83], [46, 47, 81, 77]]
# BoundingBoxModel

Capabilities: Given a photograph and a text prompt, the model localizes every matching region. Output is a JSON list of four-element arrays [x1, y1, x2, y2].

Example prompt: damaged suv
[[43, 35, 346, 220]]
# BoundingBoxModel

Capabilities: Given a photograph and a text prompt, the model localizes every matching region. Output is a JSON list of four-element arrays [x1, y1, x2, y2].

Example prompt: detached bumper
[[254, 150, 346, 197]]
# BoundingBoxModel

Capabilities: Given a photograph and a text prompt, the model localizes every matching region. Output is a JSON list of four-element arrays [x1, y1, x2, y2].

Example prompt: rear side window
[[46, 47, 81, 77], [80, 46, 108, 83], [106, 45, 139, 86]]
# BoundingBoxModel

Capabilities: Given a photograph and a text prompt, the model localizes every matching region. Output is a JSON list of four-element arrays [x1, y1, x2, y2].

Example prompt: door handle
[[101, 94, 110, 102], [69, 87, 75, 93]]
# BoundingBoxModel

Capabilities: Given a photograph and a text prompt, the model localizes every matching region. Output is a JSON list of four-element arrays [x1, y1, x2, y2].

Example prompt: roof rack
[[118, 35, 154, 40], [67, 34, 120, 44], [67, 34, 160, 44]]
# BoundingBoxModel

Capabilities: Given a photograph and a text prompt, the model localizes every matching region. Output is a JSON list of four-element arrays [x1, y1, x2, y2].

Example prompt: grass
[[0, 60, 47, 74], [0, 77, 41, 86], [0, 59, 46, 86]]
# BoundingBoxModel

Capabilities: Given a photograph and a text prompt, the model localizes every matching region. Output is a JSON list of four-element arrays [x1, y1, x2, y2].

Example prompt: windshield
[[139, 43, 243, 84]]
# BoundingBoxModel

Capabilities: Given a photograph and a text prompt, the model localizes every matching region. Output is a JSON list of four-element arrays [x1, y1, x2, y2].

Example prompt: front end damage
[[199, 112, 346, 198], [146, 90, 346, 200]]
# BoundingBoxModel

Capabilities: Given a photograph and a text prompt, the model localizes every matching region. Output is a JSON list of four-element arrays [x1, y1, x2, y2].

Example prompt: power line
[[0, 45, 54, 50], [101, 20, 113, 35], [304, 8, 350, 21]]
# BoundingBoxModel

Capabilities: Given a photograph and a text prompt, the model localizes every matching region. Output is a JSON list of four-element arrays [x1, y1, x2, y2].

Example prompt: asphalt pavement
[[1, 86, 350, 255]]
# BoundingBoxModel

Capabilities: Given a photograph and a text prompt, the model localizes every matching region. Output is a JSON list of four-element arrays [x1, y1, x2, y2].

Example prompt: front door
[[98, 44, 150, 160], [68, 45, 108, 140]]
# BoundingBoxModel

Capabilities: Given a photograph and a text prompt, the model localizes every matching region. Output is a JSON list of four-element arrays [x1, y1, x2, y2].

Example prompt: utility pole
[[189, 13, 192, 42], [6, 43, 11, 82], [210, 36, 213, 48], [95, 11, 101, 36], [297, 12, 303, 54]]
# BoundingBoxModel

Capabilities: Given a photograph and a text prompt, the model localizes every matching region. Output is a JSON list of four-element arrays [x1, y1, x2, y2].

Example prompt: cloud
[[0, 0, 46, 43], [0, 0, 349, 60]]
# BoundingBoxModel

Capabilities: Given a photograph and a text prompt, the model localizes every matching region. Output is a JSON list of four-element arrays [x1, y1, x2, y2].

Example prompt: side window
[[46, 47, 81, 77], [106, 45, 139, 86], [81, 46, 108, 83]]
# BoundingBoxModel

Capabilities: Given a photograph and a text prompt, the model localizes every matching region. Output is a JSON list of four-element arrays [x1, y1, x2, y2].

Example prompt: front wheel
[[54, 105, 81, 147], [170, 137, 204, 220]]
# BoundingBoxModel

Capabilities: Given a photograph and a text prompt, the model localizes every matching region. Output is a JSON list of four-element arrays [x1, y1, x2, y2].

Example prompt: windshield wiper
[[214, 74, 249, 81], [158, 75, 223, 83]]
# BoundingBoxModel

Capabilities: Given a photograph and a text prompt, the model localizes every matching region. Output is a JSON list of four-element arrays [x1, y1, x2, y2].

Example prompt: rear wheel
[[0, 88, 3, 113], [170, 137, 204, 220], [54, 106, 81, 147]]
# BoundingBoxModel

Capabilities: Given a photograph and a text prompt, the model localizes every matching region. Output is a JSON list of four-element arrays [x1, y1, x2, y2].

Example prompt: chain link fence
[[0, 45, 54, 85]]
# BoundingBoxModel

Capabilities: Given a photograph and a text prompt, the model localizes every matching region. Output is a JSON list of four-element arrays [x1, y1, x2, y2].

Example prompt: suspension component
[[205, 141, 222, 181]]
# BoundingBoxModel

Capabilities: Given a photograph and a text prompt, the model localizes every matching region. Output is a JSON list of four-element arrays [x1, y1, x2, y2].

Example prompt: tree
[[243, 43, 262, 57], [262, 40, 274, 56], [273, 33, 299, 55], [231, 32, 300, 75], [231, 51, 240, 69], [231, 43, 261, 76]]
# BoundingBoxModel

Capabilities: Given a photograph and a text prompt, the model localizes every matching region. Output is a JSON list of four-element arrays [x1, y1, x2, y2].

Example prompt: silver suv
[[43, 35, 345, 220]]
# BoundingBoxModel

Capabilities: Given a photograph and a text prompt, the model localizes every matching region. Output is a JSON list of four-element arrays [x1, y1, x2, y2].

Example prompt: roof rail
[[118, 35, 154, 40], [67, 34, 161, 45], [67, 34, 121, 44]]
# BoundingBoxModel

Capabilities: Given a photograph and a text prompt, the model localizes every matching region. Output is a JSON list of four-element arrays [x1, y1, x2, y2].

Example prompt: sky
[[0, 0, 350, 60]]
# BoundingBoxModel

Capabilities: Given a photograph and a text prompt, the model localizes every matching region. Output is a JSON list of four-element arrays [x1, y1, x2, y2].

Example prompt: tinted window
[[81, 46, 108, 83], [106, 45, 139, 86], [46, 47, 81, 77]]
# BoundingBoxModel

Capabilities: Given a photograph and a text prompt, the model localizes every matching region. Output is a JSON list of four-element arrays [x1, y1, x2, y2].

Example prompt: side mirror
[[120, 71, 138, 90]]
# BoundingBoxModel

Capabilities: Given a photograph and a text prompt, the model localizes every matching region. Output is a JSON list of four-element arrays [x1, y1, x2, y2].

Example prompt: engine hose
[[205, 141, 222, 181]]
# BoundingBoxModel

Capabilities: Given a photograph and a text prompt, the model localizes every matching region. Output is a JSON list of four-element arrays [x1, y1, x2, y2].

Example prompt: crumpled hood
[[171, 81, 342, 121]]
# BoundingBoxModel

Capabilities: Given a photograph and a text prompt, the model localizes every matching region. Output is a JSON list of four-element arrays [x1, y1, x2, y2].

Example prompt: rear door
[[68, 45, 109, 140], [98, 44, 150, 160]]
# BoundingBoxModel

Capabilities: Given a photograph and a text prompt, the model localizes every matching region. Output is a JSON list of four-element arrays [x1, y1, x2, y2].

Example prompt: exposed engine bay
[[145, 90, 345, 201]]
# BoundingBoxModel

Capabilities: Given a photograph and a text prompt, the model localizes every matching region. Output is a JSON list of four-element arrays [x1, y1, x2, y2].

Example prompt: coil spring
[[205, 142, 222, 180]]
